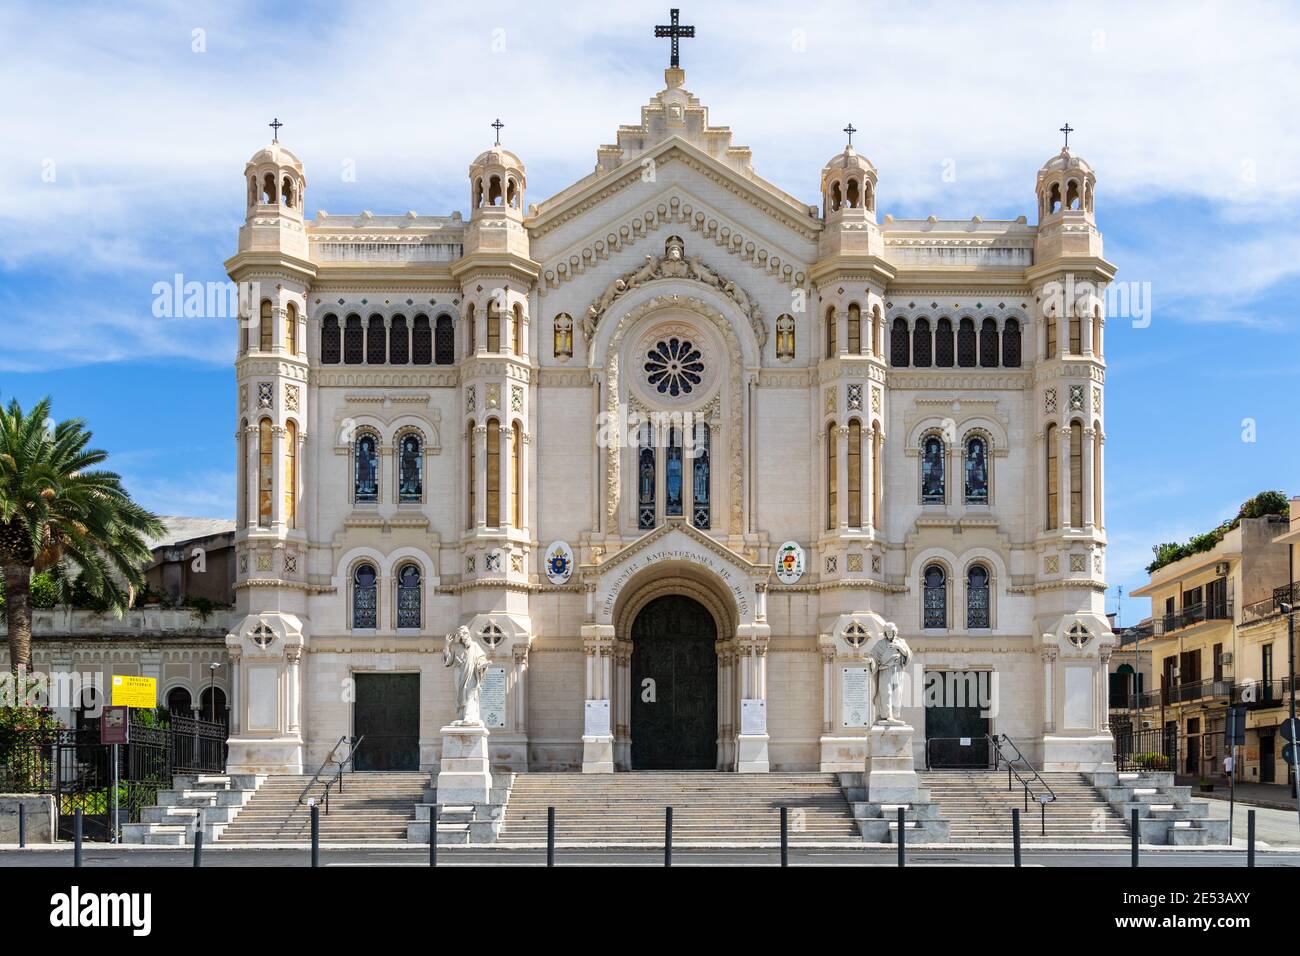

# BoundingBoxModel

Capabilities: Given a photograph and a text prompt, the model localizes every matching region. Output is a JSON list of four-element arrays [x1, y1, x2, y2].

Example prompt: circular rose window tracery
[[644, 337, 704, 396]]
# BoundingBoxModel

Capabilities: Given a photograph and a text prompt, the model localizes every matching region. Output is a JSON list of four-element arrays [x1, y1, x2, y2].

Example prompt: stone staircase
[[923, 770, 1130, 843], [214, 772, 428, 843], [1089, 770, 1231, 846], [497, 772, 862, 844], [407, 772, 514, 845], [838, 772, 950, 843], [122, 773, 263, 845]]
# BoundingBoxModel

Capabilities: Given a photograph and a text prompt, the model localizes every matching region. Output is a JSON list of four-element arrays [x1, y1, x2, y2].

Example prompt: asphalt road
[[2, 845, 1298, 866]]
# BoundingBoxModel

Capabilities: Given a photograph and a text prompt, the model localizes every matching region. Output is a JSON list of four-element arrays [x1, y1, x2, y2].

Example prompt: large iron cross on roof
[[655, 8, 695, 68]]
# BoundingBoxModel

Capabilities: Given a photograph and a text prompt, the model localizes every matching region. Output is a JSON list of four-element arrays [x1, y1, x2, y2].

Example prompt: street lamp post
[[208, 662, 221, 722], [1281, 600, 1298, 837]]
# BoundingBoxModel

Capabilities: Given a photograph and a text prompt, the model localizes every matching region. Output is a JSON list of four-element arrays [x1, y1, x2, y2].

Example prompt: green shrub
[[1146, 490, 1290, 574]]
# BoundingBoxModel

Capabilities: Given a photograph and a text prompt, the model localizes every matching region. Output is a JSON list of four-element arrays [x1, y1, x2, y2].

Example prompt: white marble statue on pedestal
[[443, 626, 489, 725], [867, 622, 912, 725]]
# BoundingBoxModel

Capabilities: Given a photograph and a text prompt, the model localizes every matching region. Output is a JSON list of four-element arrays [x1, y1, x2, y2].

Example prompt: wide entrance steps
[[215, 772, 428, 843], [923, 770, 1129, 844], [498, 773, 862, 844]]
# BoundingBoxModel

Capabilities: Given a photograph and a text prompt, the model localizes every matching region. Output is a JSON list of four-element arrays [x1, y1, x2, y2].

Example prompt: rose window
[[644, 337, 704, 396]]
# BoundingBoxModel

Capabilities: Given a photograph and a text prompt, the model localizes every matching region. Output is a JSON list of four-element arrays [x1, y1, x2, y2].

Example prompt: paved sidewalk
[[1187, 780, 1300, 812]]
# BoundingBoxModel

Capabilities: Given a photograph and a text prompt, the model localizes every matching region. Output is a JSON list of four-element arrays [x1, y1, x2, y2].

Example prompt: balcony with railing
[[1242, 582, 1299, 626], [1158, 600, 1233, 636], [1112, 678, 1233, 711], [1233, 677, 1298, 710]]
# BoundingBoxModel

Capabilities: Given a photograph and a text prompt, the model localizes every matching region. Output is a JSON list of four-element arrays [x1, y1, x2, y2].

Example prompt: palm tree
[[0, 398, 164, 670]]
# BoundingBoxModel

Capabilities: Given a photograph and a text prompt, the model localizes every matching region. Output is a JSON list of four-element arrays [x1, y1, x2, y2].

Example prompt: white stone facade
[[223, 63, 1116, 777]]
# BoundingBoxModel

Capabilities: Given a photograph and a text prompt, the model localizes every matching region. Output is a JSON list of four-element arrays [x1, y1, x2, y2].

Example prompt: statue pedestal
[[866, 723, 919, 804], [436, 724, 491, 805]]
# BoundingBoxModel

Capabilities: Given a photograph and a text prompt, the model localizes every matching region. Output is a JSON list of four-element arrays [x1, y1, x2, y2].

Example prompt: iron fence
[[1113, 726, 1176, 773]]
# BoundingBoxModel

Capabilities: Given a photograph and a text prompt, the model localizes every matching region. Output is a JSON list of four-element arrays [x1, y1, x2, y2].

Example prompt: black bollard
[[780, 807, 788, 867], [18, 803, 25, 849], [73, 808, 83, 868], [310, 803, 320, 868], [429, 807, 437, 867], [546, 806, 555, 867], [1130, 807, 1139, 868], [1012, 808, 1021, 867], [1247, 809, 1255, 868], [193, 826, 204, 868], [664, 806, 673, 867], [897, 806, 906, 867]]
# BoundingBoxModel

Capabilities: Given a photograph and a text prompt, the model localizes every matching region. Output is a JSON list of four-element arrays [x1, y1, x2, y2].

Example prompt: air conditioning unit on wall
[[1215, 562, 1230, 577], [1219, 651, 1233, 665]]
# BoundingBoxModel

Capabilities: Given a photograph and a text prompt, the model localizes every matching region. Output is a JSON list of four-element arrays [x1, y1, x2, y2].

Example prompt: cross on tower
[[268, 117, 283, 143], [654, 8, 695, 68], [1059, 122, 1074, 150], [491, 118, 504, 145], [843, 123, 857, 147]]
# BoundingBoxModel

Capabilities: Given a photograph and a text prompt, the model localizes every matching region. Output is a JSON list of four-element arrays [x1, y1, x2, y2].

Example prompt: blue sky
[[2, 1, 1297, 624]]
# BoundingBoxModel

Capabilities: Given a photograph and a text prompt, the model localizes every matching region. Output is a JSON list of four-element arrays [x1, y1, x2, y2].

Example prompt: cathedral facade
[[224, 55, 1116, 777]]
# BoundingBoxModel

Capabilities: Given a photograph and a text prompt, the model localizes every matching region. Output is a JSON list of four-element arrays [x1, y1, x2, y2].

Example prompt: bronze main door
[[630, 595, 718, 770]]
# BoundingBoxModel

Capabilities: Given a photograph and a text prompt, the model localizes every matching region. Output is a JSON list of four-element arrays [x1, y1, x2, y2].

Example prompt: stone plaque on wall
[[741, 698, 767, 735], [841, 666, 871, 728], [585, 699, 611, 737], [481, 666, 507, 729]]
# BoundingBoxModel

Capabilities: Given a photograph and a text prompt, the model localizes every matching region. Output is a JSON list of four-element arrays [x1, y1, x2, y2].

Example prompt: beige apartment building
[[1116, 502, 1297, 784]]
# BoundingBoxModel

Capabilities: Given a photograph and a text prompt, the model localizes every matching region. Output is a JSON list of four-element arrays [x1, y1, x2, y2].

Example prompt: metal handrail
[[989, 733, 1056, 807], [298, 735, 363, 806]]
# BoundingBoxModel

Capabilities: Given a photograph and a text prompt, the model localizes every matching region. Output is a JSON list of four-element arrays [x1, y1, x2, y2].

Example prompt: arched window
[[847, 303, 861, 355], [465, 303, 476, 353], [1069, 310, 1082, 354], [923, 565, 947, 629], [487, 300, 502, 352], [257, 418, 273, 526], [413, 315, 433, 365], [389, 315, 410, 364], [238, 418, 248, 528], [1045, 422, 1059, 530], [1093, 419, 1103, 528], [847, 420, 862, 527], [398, 433, 423, 503], [846, 178, 860, 208], [964, 435, 989, 504], [488, 175, 502, 206], [354, 432, 379, 504], [1002, 318, 1021, 367], [485, 419, 501, 526], [935, 318, 954, 367], [957, 318, 976, 367], [1066, 179, 1080, 210], [166, 686, 192, 718], [344, 314, 363, 364], [248, 176, 257, 208], [966, 565, 990, 629], [826, 421, 838, 530], [638, 421, 656, 530], [553, 313, 573, 359], [979, 318, 999, 367], [512, 303, 524, 355], [872, 306, 884, 356], [259, 300, 273, 352], [890, 318, 909, 367], [825, 306, 837, 359], [1091, 307, 1102, 358], [665, 426, 684, 517], [921, 434, 945, 504], [281, 175, 294, 208], [366, 314, 386, 364], [285, 302, 298, 355], [912, 318, 932, 367], [1045, 311, 1057, 359], [435, 315, 455, 364], [506, 178, 518, 208], [352, 564, 377, 629], [511, 420, 522, 527], [1048, 182, 1061, 214], [284, 420, 297, 528], [199, 687, 227, 727], [396, 564, 421, 629], [775, 313, 795, 361], [830, 181, 842, 212], [262, 173, 277, 204], [474, 178, 484, 208], [872, 422, 883, 529], [1069, 421, 1084, 527], [467, 420, 476, 528], [692, 420, 711, 529], [321, 314, 340, 364]]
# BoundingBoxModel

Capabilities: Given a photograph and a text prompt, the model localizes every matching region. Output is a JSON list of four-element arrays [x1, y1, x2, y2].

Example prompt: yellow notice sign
[[111, 675, 157, 708]]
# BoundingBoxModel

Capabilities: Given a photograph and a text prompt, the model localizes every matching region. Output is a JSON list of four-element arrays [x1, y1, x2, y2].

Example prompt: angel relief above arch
[[581, 236, 767, 349]]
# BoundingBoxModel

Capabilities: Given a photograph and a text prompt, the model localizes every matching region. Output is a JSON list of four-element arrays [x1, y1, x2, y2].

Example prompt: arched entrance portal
[[630, 595, 718, 770]]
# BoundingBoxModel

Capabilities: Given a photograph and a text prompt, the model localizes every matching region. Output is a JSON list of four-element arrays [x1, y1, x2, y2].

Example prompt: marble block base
[[581, 735, 614, 773], [866, 723, 919, 804], [436, 724, 492, 804], [1042, 733, 1116, 773], [736, 734, 770, 773]]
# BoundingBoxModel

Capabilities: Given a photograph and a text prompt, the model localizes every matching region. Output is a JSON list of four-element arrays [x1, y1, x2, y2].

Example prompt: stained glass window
[[396, 564, 421, 629], [921, 435, 945, 504], [355, 433, 379, 503], [967, 565, 990, 628], [965, 436, 989, 504], [924, 565, 947, 629], [645, 338, 703, 397], [398, 434, 422, 502], [638, 423, 656, 530], [775, 314, 795, 361], [692, 421, 710, 529], [665, 427, 683, 516], [553, 313, 573, 359], [353, 564, 377, 629]]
